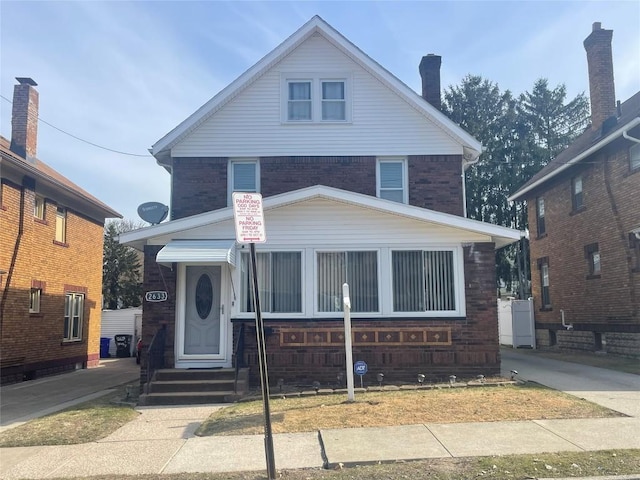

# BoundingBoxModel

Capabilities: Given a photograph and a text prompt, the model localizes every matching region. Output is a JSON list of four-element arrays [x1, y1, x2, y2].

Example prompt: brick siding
[[526, 135, 640, 357], [0, 179, 104, 383]]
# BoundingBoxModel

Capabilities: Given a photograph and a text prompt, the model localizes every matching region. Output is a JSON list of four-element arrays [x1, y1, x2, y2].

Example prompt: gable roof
[[151, 15, 482, 164], [119, 185, 522, 250], [0, 136, 121, 220], [509, 91, 640, 202]]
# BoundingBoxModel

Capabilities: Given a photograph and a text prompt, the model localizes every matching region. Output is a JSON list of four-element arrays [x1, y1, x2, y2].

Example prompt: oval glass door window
[[195, 274, 213, 319]]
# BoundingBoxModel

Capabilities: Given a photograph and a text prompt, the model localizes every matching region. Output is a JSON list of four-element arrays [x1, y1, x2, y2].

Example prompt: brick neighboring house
[[0, 78, 121, 384], [509, 23, 640, 358], [120, 16, 522, 391]]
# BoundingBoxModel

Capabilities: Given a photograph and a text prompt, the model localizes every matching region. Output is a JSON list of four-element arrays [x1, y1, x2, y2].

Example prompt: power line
[[1, 94, 151, 157]]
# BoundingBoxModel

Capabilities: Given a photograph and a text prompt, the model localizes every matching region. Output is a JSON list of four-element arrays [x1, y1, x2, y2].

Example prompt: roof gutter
[[508, 116, 640, 202]]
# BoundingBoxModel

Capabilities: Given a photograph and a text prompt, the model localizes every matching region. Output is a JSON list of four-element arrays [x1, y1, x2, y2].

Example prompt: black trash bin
[[114, 334, 133, 358]]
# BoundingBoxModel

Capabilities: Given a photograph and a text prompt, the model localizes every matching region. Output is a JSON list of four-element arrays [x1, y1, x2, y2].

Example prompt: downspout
[[0, 184, 26, 332]]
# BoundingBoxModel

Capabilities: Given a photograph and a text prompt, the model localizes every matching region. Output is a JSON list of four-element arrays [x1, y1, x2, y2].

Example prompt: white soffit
[[156, 240, 236, 267]]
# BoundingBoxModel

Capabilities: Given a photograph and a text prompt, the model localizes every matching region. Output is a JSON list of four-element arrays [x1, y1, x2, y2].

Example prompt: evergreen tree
[[102, 220, 144, 309], [442, 76, 589, 293]]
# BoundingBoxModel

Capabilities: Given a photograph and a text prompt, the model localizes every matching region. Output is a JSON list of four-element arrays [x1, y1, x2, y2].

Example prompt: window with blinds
[[232, 161, 258, 193], [377, 159, 407, 203], [317, 251, 378, 313], [392, 250, 456, 312], [240, 252, 302, 313], [55, 207, 66, 243], [63, 293, 83, 341]]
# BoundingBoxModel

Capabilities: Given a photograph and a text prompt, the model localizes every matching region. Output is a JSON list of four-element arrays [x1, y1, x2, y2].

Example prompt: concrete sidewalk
[[1, 351, 639, 479]]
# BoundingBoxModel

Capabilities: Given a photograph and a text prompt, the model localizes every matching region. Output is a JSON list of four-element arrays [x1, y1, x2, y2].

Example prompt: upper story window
[[228, 159, 259, 204], [34, 195, 45, 220], [377, 158, 407, 204], [321, 81, 345, 120], [631, 143, 640, 171], [571, 176, 583, 211], [55, 207, 67, 244], [536, 197, 546, 236], [288, 81, 312, 121], [283, 75, 349, 123]]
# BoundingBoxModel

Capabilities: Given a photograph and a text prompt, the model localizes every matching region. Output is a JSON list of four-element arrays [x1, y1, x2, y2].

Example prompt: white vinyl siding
[[377, 158, 407, 203], [173, 34, 461, 157]]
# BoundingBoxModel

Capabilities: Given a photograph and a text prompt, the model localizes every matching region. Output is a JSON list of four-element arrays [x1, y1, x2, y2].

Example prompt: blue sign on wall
[[354, 360, 368, 376]]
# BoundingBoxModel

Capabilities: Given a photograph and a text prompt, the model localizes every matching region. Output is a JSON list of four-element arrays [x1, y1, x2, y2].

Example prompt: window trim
[[281, 74, 351, 123], [34, 194, 45, 220], [536, 197, 546, 237], [377, 157, 408, 204], [63, 292, 84, 342], [55, 206, 67, 244], [29, 288, 41, 314], [232, 245, 465, 319], [227, 158, 260, 206], [537, 257, 551, 310], [584, 243, 601, 278], [571, 175, 584, 212]]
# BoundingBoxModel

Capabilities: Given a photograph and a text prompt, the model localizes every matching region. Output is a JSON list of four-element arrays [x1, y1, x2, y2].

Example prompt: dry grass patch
[[197, 383, 621, 436]]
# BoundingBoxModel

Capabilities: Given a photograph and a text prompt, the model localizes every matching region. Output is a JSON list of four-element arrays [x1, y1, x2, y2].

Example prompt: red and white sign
[[232, 192, 267, 243]]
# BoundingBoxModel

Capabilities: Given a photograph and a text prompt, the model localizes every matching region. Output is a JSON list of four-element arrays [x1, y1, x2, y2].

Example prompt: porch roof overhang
[[156, 240, 236, 267]]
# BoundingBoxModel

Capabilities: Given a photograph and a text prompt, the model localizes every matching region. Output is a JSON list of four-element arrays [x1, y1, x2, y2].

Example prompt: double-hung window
[[536, 197, 546, 236], [538, 258, 551, 309], [377, 158, 407, 203], [229, 159, 259, 203], [287, 81, 312, 121], [585, 243, 601, 276], [240, 251, 302, 313], [29, 288, 41, 313], [392, 250, 456, 312], [317, 251, 378, 313], [34, 195, 45, 220], [321, 81, 345, 121], [572, 176, 583, 211], [64, 293, 84, 341], [284, 75, 349, 122], [55, 207, 66, 243]]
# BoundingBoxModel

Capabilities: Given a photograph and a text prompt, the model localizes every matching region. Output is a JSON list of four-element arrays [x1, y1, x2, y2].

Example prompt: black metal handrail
[[233, 322, 246, 393], [145, 324, 166, 393]]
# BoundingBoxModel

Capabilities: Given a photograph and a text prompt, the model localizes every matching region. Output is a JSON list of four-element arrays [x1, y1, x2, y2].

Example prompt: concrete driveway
[[0, 358, 139, 430], [500, 348, 640, 417]]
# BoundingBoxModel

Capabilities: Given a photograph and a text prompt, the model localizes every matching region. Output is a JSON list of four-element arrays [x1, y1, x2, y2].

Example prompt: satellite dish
[[137, 202, 169, 225]]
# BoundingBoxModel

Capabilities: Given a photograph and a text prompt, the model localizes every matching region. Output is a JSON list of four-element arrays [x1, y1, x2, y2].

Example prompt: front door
[[176, 265, 228, 367]]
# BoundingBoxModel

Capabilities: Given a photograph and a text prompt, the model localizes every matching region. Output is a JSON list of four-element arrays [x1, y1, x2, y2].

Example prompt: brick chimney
[[11, 77, 39, 161], [419, 54, 442, 110], [583, 22, 616, 131]]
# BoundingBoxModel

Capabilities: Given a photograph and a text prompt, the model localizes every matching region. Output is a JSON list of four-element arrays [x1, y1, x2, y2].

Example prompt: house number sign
[[145, 291, 168, 302]]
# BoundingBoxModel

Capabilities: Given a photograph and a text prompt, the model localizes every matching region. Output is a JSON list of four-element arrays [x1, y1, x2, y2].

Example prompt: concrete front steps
[[139, 367, 250, 406]]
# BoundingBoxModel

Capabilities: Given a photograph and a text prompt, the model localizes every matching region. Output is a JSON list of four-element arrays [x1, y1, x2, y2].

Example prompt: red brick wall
[[0, 179, 104, 383], [526, 135, 640, 356], [236, 242, 499, 386], [171, 155, 464, 219]]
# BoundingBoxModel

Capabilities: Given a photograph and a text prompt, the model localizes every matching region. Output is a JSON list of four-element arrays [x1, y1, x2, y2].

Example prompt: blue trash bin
[[100, 337, 111, 358]]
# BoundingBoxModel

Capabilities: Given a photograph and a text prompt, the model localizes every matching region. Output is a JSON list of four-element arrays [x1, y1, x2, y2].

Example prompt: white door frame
[[174, 263, 232, 368]]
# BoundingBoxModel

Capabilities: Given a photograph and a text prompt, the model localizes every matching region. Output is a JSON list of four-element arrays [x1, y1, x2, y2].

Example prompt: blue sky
[[1, 1, 639, 221]]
